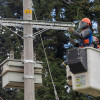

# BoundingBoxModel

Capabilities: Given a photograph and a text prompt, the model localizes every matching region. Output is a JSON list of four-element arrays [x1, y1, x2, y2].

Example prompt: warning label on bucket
[[75, 75, 86, 87]]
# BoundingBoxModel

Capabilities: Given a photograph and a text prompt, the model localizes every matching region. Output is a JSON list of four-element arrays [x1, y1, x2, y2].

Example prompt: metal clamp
[[23, 60, 36, 64], [23, 35, 34, 38], [24, 75, 36, 80]]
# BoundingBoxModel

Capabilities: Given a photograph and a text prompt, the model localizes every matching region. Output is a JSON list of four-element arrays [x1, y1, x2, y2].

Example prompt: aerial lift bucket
[[66, 47, 100, 97]]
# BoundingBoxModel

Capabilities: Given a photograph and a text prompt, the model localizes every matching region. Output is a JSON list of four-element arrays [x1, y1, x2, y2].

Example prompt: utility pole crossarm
[[0, 19, 75, 30]]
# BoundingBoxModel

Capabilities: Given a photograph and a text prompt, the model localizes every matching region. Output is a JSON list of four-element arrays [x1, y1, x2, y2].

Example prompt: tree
[[0, 0, 100, 100], [0, 0, 24, 100]]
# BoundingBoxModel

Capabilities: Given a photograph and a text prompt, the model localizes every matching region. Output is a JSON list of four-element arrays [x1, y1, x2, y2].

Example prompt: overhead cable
[[3, 26, 23, 39]]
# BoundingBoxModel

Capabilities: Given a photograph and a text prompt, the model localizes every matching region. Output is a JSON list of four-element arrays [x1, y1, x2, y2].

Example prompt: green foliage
[[0, 82, 24, 100], [0, 27, 23, 62], [0, 0, 100, 100]]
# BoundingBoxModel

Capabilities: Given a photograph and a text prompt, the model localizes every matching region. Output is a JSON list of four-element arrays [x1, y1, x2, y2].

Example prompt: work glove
[[61, 61, 67, 68], [68, 27, 75, 33]]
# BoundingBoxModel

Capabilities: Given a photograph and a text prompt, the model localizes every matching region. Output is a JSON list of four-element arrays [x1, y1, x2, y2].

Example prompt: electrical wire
[[3, 26, 23, 39], [32, 1, 37, 21], [32, 1, 60, 100], [0, 97, 3, 100], [13, 25, 23, 33], [40, 33, 59, 100]]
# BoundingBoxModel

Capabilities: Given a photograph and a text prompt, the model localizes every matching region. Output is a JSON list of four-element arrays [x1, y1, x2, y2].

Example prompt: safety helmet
[[78, 18, 91, 30], [93, 36, 99, 44], [82, 18, 91, 26]]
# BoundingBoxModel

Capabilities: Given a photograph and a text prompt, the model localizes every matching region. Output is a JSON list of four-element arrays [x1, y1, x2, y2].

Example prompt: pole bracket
[[23, 35, 34, 38], [23, 60, 35, 64], [24, 75, 36, 79]]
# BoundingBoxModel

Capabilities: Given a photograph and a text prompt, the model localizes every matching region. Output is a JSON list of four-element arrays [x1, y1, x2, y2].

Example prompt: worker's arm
[[68, 28, 90, 39], [69, 37, 79, 47], [69, 37, 76, 45]]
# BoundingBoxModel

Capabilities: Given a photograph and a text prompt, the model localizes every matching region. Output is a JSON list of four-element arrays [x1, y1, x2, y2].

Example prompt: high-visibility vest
[[79, 29, 93, 48], [97, 45, 100, 49]]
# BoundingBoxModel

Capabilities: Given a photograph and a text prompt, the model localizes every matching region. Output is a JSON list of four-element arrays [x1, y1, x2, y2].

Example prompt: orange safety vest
[[79, 29, 93, 48], [83, 39, 89, 44], [97, 45, 100, 49], [79, 39, 92, 48]]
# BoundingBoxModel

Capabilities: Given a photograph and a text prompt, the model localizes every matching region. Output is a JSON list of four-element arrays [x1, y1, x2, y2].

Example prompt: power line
[[0, 97, 3, 100], [3, 26, 23, 39], [32, 0, 37, 21], [40, 33, 59, 100]]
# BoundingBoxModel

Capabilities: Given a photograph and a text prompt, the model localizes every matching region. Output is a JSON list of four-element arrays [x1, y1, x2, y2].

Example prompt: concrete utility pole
[[23, 0, 35, 100]]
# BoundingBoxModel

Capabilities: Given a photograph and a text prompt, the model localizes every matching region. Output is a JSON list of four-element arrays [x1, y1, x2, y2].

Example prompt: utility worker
[[61, 18, 93, 85], [61, 18, 93, 68], [93, 36, 100, 49], [68, 18, 93, 48]]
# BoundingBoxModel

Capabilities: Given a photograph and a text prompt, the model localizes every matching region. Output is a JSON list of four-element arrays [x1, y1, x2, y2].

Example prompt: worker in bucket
[[61, 18, 93, 86], [68, 18, 93, 48], [93, 36, 100, 49], [61, 18, 93, 68]]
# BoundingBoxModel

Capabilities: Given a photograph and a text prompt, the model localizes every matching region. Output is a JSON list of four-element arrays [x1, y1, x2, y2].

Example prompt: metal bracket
[[23, 60, 36, 64], [24, 75, 36, 79], [23, 35, 34, 38]]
